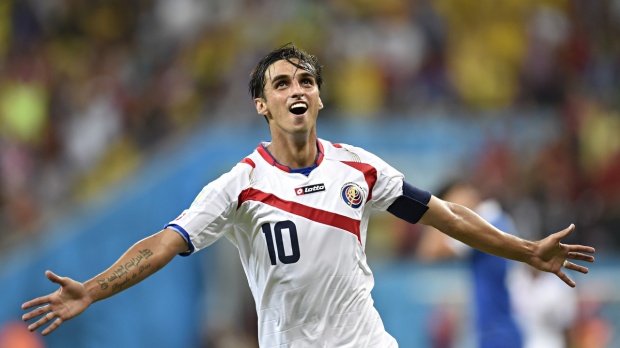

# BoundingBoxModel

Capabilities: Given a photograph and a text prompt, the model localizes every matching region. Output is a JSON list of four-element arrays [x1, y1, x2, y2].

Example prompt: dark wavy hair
[[248, 43, 323, 100]]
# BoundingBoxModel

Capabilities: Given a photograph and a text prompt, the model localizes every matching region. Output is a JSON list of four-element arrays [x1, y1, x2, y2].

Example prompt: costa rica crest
[[340, 182, 365, 209]]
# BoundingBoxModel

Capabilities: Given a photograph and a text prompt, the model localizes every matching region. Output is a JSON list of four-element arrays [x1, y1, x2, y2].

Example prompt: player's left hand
[[529, 224, 595, 287]]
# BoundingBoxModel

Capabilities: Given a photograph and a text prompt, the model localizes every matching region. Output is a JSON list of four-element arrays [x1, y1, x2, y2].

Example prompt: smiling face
[[254, 59, 324, 138]]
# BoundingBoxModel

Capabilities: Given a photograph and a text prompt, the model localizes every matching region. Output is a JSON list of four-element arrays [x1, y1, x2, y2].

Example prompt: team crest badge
[[340, 182, 365, 209]]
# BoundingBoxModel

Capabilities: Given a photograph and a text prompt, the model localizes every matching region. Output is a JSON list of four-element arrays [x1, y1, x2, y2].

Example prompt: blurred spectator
[[426, 304, 459, 348], [0, 321, 45, 348], [519, 4, 570, 105], [569, 298, 614, 348]]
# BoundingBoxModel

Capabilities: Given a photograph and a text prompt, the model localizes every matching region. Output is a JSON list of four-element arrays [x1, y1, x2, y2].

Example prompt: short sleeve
[[165, 166, 247, 255], [358, 148, 405, 211]]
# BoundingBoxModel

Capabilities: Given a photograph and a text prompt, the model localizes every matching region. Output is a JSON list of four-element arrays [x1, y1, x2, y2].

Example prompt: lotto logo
[[295, 183, 326, 196]]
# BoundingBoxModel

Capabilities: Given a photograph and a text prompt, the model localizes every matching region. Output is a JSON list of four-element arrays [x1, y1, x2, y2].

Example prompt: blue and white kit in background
[[446, 200, 523, 348], [166, 138, 411, 347]]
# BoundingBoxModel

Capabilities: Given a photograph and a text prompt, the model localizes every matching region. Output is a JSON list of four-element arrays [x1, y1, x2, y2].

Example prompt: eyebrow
[[270, 71, 315, 85]]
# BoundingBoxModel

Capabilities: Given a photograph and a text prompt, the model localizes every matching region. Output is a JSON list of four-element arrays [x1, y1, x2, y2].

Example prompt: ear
[[254, 98, 268, 116], [318, 96, 324, 110]]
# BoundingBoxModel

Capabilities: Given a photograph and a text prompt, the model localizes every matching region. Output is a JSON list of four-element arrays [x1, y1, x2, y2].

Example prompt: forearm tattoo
[[96, 249, 154, 292]]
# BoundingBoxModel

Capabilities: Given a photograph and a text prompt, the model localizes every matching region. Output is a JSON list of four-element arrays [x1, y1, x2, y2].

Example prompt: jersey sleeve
[[339, 143, 407, 211], [165, 164, 248, 256]]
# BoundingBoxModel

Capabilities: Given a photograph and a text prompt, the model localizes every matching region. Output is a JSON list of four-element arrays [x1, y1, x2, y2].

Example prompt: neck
[[267, 132, 318, 169]]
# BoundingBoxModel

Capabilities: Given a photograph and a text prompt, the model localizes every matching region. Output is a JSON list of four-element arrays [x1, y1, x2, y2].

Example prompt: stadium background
[[0, 0, 618, 347]]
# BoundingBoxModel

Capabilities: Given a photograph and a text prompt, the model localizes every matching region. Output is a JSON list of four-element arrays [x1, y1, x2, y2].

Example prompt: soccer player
[[22, 44, 595, 347], [417, 181, 523, 348]]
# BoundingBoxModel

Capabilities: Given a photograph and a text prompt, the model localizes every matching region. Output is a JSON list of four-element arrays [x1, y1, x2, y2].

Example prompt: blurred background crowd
[[1, 0, 619, 251], [0, 0, 618, 347]]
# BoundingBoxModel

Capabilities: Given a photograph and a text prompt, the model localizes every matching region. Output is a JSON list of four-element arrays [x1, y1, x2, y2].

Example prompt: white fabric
[[169, 139, 404, 347], [508, 265, 577, 348]]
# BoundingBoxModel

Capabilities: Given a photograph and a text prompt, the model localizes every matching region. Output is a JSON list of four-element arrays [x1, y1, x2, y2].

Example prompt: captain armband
[[386, 181, 432, 224]]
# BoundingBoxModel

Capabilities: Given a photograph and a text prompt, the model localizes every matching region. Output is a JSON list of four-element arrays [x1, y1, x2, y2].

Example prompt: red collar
[[257, 140, 324, 173]]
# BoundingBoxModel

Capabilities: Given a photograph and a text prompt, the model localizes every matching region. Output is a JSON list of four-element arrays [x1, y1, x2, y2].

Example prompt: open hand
[[22, 270, 92, 335], [530, 224, 596, 287]]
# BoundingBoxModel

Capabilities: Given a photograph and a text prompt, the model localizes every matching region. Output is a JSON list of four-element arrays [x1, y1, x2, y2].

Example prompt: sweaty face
[[254, 59, 323, 136]]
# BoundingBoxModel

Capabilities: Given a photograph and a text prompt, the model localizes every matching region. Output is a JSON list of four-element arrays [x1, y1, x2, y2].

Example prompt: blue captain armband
[[386, 181, 432, 224]]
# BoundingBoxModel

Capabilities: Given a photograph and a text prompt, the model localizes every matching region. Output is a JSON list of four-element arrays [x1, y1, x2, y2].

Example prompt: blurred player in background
[[22, 44, 595, 347], [417, 181, 523, 348], [508, 251, 578, 348]]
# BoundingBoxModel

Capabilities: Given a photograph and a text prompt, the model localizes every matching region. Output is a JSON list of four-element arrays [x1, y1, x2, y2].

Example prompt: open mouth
[[289, 102, 308, 115]]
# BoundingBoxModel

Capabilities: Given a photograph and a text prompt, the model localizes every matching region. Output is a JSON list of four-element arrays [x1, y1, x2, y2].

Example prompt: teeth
[[289, 102, 308, 115]]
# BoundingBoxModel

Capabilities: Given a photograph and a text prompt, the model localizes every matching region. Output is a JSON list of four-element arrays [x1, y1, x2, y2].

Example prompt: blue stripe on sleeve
[[164, 223, 195, 256]]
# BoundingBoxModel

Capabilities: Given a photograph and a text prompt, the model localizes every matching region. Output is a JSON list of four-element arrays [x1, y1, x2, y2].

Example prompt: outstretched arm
[[22, 228, 188, 335], [418, 196, 595, 287]]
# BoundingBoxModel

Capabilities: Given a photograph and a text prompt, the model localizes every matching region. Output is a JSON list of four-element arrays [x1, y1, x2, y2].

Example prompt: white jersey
[[167, 138, 404, 347]]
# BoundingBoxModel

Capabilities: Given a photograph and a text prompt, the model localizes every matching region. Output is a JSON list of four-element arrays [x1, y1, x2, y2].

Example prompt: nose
[[289, 80, 305, 98]]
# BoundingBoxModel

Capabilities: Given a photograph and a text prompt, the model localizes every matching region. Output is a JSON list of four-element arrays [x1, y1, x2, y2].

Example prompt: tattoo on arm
[[97, 249, 154, 292]]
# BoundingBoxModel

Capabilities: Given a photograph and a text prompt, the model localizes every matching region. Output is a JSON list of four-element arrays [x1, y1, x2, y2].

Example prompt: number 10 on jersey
[[261, 221, 301, 265]]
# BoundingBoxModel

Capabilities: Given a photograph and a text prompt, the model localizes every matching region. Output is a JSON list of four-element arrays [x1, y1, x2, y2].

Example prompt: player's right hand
[[21, 270, 93, 335]]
